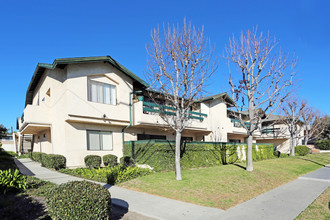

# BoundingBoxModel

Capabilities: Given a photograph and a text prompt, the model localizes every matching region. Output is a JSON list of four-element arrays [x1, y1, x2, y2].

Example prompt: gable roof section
[[25, 56, 149, 106], [195, 93, 235, 106]]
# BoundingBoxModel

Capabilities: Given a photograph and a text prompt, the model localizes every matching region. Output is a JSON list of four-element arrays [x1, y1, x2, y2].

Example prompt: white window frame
[[88, 79, 117, 105], [87, 130, 113, 151]]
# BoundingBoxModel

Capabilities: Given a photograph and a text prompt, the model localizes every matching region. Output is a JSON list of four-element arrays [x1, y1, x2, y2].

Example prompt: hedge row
[[124, 140, 274, 171], [316, 139, 330, 150], [84, 154, 118, 168], [31, 152, 66, 170]]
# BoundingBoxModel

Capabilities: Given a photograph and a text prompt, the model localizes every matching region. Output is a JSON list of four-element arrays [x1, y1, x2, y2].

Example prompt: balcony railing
[[230, 118, 251, 128], [142, 101, 207, 121], [261, 128, 280, 134]]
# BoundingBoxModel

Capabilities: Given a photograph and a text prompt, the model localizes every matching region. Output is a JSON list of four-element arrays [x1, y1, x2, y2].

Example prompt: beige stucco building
[[16, 56, 301, 167]]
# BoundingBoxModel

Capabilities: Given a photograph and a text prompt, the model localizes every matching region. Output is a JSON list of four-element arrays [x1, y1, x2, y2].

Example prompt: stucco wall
[[63, 122, 123, 167]]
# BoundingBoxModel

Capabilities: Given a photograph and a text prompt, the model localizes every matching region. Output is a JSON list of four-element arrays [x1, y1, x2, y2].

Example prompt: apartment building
[[16, 56, 298, 167]]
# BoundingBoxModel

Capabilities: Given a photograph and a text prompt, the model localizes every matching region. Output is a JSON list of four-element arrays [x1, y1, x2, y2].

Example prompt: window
[[137, 134, 166, 140], [88, 80, 116, 105], [87, 130, 113, 151]]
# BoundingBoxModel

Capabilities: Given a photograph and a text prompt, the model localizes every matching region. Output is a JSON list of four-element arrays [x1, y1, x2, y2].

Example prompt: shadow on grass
[[297, 157, 327, 167], [232, 163, 246, 170], [0, 193, 50, 220]]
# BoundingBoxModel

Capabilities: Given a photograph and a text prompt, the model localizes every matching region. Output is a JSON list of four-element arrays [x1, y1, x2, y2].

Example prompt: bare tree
[[226, 28, 296, 171], [301, 105, 326, 145], [146, 20, 216, 180], [280, 97, 306, 156]]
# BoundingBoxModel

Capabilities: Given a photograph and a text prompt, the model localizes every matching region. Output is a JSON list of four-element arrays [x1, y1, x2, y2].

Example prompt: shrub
[[31, 152, 46, 163], [84, 155, 101, 168], [103, 154, 118, 167], [316, 139, 330, 150], [107, 165, 152, 185], [6, 151, 18, 157], [120, 156, 135, 167], [16, 153, 30, 159], [41, 154, 66, 170], [280, 153, 289, 158], [0, 169, 27, 194], [295, 145, 310, 156], [124, 141, 273, 171], [46, 181, 111, 220]]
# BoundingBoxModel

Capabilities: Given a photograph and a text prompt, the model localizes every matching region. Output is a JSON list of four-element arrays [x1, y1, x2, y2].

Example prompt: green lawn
[[120, 154, 330, 210]]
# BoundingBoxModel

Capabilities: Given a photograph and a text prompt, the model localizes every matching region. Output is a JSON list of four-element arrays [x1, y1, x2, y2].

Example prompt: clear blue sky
[[0, 0, 329, 130]]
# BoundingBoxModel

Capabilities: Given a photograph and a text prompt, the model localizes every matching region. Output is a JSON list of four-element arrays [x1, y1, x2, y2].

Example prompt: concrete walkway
[[14, 158, 224, 220], [15, 158, 330, 220]]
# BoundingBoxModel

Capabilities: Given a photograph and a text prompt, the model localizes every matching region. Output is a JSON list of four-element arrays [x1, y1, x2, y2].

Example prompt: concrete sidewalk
[[15, 158, 330, 220], [14, 158, 224, 220]]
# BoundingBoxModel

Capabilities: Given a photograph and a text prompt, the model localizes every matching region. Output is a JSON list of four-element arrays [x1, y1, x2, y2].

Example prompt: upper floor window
[[88, 80, 116, 105]]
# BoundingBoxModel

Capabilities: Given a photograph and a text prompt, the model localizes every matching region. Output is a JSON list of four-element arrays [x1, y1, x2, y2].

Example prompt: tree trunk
[[304, 129, 309, 146], [246, 135, 253, 171], [290, 136, 295, 156], [175, 131, 182, 180]]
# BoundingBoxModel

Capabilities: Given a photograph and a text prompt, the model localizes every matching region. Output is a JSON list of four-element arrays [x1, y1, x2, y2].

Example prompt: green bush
[[16, 153, 30, 159], [6, 151, 18, 157], [41, 154, 66, 170], [280, 153, 289, 158], [0, 169, 27, 194], [273, 150, 281, 158], [295, 145, 310, 156], [316, 139, 330, 150], [60, 165, 152, 185], [46, 181, 111, 220], [124, 141, 274, 171], [84, 155, 102, 168], [107, 165, 152, 185], [61, 167, 108, 183], [31, 152, 46, 163], [120, 156, 135, 167], [103, 154, 118, 167]]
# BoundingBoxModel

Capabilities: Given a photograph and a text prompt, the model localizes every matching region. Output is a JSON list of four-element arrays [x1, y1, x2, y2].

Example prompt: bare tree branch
[[225, 27, 296, 171], [145, 19, 217, 180]]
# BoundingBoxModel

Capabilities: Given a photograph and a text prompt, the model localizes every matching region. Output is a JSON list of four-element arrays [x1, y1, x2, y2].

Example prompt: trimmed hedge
[[46, 181, 111, 220], [84, 155, 101, 168], [31, 152, 47, 163], [103, 154, 118, 167], [316, 139, 330, 150], [41, 154, 66, 170], [124, 140, 274, 171], [295, 145, 310, 156]]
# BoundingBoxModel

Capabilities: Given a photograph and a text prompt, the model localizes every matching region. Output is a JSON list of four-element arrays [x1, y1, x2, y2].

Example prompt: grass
[[295, 187, 330, 220], [120, 154, 330, 210]]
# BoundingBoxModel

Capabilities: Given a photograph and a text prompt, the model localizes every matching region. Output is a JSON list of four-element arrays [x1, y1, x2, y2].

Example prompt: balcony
[[142, 101, 207, 121], [257, 127, 289, 139], [133, 101, 208, 130], [19, 105, 51, 134], [230, 118, 251, 128]]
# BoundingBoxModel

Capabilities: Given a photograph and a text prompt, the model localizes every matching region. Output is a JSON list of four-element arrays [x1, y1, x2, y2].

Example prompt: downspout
[[121, 91, 142, 155]]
